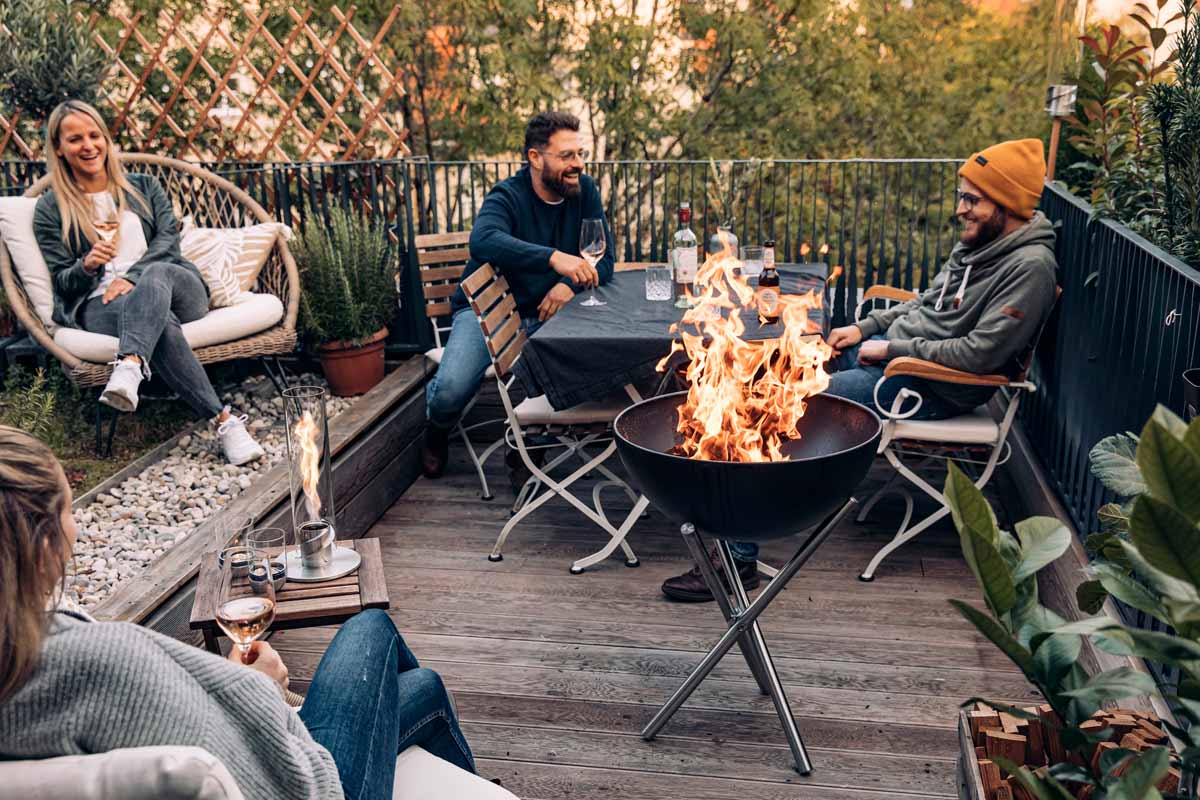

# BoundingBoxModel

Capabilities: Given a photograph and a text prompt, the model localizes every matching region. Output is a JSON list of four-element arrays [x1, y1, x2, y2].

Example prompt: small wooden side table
[[190, 537, 389, 654]]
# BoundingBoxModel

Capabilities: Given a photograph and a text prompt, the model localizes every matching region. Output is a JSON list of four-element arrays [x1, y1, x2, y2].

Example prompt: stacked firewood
[[966, 703, 1178, 799]]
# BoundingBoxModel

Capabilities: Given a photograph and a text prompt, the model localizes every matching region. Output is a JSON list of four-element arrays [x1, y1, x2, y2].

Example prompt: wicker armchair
[[0, 154, 299, 390]]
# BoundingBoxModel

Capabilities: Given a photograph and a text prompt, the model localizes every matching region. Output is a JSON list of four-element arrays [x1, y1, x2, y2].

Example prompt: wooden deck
[[273, 434, 1033, 799]]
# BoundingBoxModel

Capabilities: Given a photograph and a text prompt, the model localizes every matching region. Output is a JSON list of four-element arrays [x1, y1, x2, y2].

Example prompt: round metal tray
[[284, 545, 361, 582]]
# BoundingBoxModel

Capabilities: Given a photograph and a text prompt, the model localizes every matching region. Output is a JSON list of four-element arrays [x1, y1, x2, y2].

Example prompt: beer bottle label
[[758, 287, 779, 315]]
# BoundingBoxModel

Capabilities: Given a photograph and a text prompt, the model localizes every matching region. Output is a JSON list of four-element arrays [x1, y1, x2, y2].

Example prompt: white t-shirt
[[87, 192, 149, 300]]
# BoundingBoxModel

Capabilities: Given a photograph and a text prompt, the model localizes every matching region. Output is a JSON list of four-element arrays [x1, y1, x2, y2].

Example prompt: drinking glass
[[247, 527, 286, 562], [216, 513, 255, 571], [579, 218, 607, 308], [91, 193, 120, 247], [645, 265, 672, 301], [740, 245, 764, 278], [215, 551, 276, 661]]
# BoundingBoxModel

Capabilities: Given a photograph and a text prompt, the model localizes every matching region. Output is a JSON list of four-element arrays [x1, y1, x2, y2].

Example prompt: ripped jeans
[[299, 610, 476, 799]]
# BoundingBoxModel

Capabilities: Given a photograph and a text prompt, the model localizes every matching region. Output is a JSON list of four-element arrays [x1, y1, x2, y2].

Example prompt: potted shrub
[[295, 205, 398, 396]]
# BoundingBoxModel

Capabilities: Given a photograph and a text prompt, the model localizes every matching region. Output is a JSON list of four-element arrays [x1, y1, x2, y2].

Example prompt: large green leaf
[[1129, 495, 1200, 587], [1108, 746, 1169, 800], [944, 462, 999, 545], [1185, 416, 1200, 458], [1137, 416, 1200, 523], [1089, 432, 1145, 497], [1003, 763, 1080, 800], [1076, 579, 1108, 614], [1098, 503, 1131, 533], [945, 464, 1014, 615], [1013, 517, 1072, 582], [1093, 625, 1200, 668], [1091, 562, 1170, 623], [949, 599, 1036, 676], [1033, 632, 1081, 686], [1060, 666, 1156, 702], [1118, 540, 1200, 601]]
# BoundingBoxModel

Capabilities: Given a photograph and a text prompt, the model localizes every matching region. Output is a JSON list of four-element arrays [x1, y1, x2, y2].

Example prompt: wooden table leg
[[202, 626, 221, 654]]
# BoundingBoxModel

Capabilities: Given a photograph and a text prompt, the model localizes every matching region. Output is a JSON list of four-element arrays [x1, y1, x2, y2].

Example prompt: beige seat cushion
[[0, 746, 244, 800], [426, 346, 496, 379], [0, 196, 57, 332], [514, 393, 628, 426], [54, 292, 284, 363], [890, 406, 1000, 445]]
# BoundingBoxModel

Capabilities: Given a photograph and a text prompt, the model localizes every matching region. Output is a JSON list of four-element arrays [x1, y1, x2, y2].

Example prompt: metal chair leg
[[641, 500, 858, 775], [94, 395, 118, 457], [259, 356, 291, 397]]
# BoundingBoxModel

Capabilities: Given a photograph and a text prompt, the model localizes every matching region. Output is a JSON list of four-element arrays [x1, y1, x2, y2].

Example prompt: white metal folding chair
[[856, 284, 1057, 581], [416, 231, 505, 501], [461, 264, 649, 573]]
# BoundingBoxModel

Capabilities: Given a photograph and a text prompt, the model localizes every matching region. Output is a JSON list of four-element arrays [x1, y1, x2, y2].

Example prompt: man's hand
[[102, 277, 134, 305], [538, 282, 575, 321], [549, 251, 598, 289], [826, 325, 863, 355], [228, 641, 289, 691], [857, 339, 889, 365], [83, 241, 116, 274]]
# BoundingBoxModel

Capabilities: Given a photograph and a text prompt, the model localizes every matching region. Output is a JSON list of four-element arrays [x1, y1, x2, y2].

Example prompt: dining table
[[512, 262, 832, 410]]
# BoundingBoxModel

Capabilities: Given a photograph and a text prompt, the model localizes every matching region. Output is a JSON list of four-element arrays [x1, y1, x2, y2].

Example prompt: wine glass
[[579, 218, 607, 308], [91, 193, 120, 248], [215, 550, 276, 662]]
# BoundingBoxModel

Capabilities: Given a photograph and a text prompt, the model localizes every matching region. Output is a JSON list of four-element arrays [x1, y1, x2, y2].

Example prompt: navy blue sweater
[[452, 166, 615, 319]]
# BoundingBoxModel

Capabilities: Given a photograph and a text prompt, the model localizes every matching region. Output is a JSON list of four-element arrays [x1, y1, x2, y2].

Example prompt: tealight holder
[[218, 545, 254, 577], [249, 559, 287, 594]]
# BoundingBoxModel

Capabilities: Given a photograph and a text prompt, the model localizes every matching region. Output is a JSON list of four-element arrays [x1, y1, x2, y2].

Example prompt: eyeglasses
[[955, 190, 984, 211], [540, 148, 590, 162]]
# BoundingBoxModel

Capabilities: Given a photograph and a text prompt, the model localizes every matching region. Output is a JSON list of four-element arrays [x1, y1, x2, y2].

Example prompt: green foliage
[[0, 366, 56, 439], [295, 205, 398, 346], [0, 0, 110, 121]]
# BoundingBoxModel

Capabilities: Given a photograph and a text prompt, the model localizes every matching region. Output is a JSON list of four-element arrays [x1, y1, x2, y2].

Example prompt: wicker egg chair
[[0, 154, 300, 452]]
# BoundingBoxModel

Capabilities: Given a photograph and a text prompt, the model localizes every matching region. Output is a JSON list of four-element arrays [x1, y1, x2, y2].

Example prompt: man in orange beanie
[[664, 139, 1059, 602]]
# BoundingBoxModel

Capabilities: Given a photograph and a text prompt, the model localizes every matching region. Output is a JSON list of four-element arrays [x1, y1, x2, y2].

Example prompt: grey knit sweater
[[0, 611, 343, 800], [856, 212, 1058, 410]]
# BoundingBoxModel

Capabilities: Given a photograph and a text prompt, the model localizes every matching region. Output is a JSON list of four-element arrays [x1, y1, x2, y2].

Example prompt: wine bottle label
[[674, 247, 698, 282]]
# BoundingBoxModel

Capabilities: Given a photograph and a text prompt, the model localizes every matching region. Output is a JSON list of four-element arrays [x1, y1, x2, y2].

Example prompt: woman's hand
[[102, 278, 134, 305], [228, 641, 290, 692], [83, 241, 116, 273]]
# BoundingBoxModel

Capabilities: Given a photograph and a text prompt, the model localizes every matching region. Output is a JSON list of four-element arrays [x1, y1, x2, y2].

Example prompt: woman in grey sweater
[[33, 100, 264, 466], [0, 426, 476, 799]]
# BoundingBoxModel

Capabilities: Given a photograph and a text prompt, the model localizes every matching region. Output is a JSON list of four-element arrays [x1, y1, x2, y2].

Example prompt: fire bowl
[[614, 391, 881, 541]]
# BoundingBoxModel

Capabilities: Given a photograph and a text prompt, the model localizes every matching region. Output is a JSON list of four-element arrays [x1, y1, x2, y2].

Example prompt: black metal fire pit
[[613, 390, 881, 774]]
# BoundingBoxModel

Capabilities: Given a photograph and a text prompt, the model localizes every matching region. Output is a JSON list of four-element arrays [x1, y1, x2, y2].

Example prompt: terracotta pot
[[316, 328, 388, 396]]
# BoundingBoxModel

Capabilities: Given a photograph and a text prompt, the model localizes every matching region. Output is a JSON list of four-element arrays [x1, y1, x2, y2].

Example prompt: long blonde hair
[[44, 100, 149, 248], [0, 426, 72, 704]]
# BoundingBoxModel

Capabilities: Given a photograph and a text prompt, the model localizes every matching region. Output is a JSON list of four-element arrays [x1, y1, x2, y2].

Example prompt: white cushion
[[0, 196, 56, 332], [514, 393, 628, 426], [426, 346, 496, 379], [393, 745, 518, 799], [54, 292, 284, 363], [891, 406, 1000, 445], [0, 745, 244, 800]]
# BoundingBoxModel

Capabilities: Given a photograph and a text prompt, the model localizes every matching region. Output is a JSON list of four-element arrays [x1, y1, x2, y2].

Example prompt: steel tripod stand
[[641, 499, 858, 774]]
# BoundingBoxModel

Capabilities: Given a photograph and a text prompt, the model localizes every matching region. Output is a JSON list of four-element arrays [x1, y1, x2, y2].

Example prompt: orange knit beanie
[[957, 139, 1046, 220]]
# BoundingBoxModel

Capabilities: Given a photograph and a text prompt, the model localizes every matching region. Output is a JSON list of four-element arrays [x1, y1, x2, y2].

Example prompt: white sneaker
[[218, 413, 266, 466], [99, 359, 143, 412]]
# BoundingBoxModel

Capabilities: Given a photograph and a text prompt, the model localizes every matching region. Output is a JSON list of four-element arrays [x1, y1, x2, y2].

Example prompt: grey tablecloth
[[513, 263, 830, 410]]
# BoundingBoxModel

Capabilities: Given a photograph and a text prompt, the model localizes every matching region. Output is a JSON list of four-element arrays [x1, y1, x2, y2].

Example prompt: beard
[[541, 165, 582, 199], [959, 206, 1008, 248]]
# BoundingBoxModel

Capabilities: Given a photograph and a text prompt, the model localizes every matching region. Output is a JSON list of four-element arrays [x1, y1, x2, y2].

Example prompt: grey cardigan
[[32, 173, 207, 329], [0, 611, 343, 800]]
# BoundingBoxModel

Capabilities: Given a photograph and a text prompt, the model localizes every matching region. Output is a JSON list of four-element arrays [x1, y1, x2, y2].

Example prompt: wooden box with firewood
[[958, 704, 1179, 800]]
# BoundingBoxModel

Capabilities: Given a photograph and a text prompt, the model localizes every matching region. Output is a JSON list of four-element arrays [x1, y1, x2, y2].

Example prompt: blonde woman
[[0, 426, 477, 799], [33, 100, 263, 465]]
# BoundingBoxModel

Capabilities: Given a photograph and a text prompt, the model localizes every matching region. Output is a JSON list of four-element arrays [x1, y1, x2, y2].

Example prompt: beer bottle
[[757, 240, 780, 323]]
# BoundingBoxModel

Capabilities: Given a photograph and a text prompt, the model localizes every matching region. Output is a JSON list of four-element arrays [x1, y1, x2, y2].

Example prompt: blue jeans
[[79, 261, 224, 418], [426, 308, 541, 429], [299, 610, 476, 800], [727, 336, 961, 563]]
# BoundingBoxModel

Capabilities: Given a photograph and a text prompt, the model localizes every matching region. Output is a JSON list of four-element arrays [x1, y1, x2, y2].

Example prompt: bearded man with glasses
[[421, 111, 615, 480], [662, 138, 1060, 603]]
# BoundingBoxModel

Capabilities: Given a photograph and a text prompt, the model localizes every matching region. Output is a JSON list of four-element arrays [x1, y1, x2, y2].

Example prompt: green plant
[[0, 0, 110, 122], [295, 205, 398, 346], [0, 366, 57, 440], [945, 462, 1173, 798]]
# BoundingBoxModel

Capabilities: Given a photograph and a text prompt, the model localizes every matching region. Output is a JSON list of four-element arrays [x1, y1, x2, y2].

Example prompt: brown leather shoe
[[421, 426, 450, 479], [661, 548, 760, 602]]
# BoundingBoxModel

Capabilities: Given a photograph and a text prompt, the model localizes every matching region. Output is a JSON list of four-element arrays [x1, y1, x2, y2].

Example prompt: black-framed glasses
[[955, 189, 983, 211], [541, 148, 589, 162]]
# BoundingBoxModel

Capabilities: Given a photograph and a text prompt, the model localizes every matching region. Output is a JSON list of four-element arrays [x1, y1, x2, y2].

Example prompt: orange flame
[[827, 265, 844, 284], [293, 411, 323, 520], [657, 231, 833, 463]]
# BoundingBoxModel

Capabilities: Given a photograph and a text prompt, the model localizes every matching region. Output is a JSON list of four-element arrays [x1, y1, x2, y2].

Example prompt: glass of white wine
[[579, 218, 607, 308], [91, 194, 120, 249], [215, 551, 276, 661]]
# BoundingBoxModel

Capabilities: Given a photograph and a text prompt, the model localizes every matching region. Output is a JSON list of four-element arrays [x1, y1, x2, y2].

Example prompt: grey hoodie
[[856, 212, 1058, 411]]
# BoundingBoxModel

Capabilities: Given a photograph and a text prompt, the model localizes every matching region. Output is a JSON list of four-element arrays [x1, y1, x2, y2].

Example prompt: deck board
[[272, 425, 1020, 799]]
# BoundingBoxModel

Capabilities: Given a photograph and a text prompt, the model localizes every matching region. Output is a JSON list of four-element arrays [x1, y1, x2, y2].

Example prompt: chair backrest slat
[[418, 247, 470, 266], [461, 263, 526, 379], [415, 230, 472, 345]]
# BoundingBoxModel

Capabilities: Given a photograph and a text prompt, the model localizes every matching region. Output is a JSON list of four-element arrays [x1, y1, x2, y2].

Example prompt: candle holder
[[282, 385, 360, 582]]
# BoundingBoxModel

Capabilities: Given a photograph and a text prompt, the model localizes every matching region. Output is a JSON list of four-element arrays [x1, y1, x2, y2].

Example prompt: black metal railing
[[3, 157, 963, 348]]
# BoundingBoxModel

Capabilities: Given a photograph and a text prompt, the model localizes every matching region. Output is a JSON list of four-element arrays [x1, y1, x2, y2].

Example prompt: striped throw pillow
[[180, 218, 291, 308]]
